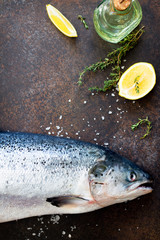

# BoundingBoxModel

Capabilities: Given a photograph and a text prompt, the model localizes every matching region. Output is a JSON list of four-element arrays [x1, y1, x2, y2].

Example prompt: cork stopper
[[113, 0, 131, 11]]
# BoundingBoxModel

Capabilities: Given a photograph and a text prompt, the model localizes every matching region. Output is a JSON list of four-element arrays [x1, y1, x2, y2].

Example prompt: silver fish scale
[[0, 132, 106, 199]]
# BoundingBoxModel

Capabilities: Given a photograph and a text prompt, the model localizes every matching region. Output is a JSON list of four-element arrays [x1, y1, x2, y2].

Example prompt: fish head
[[89, 150, 153, 207]]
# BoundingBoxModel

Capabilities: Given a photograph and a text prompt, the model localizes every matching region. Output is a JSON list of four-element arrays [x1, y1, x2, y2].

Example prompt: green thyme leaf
[[131, 117, 152, 139], [78, 15, 89, 29]]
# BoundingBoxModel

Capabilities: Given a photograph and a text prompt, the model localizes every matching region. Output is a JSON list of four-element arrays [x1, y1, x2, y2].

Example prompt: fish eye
[[129, 172, 137, 182]]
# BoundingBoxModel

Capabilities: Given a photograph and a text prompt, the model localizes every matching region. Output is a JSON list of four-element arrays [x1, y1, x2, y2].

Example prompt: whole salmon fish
[[0, 132, 152, 222]]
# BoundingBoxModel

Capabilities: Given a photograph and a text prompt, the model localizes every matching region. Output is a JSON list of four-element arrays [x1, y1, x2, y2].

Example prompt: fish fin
[[46, 195, 89, 207]]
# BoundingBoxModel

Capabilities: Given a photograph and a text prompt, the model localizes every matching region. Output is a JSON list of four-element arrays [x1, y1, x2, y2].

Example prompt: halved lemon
[[46, 4, 78, 37], [118, 62, 156, 100]]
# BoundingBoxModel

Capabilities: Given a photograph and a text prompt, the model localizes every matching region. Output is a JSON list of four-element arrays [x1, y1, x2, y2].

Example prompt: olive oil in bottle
[[93, 0, 142, 43]]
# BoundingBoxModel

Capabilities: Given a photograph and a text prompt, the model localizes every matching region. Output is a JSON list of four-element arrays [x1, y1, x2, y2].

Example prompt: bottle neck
[[111, 0, 132, 12]]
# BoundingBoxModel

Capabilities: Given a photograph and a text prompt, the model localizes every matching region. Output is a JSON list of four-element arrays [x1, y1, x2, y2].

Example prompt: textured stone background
[[0, 0, 160, 239]]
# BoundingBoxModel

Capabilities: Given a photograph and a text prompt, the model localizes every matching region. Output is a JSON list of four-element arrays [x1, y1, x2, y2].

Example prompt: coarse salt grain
[[108, 111, 112, 114], [104, 143, 109, 146], [46, 127, 50, 131]]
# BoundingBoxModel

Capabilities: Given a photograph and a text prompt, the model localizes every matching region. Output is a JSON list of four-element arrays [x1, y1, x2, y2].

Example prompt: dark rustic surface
[[0, 0, 160, 239]]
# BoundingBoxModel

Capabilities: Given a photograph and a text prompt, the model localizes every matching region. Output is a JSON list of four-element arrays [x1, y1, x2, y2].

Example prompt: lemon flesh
[[118, 62, 156, 100], [46, 4, 77, 37]]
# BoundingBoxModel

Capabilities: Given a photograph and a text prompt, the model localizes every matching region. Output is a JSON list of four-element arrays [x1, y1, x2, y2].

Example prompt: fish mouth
[[129, 180, 153, 193]]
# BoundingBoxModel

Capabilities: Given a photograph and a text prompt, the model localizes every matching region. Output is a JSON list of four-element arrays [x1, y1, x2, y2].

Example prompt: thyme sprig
[[78, 15, 89, 29], [134, 75, 140, 93], [131, 117, 152, 139], [78, 26, 145, 92]]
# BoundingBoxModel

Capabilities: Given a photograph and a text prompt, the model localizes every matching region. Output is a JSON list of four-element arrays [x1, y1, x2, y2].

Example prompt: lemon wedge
[[118, 62, 156, 100], [46, 4, 77, 37]]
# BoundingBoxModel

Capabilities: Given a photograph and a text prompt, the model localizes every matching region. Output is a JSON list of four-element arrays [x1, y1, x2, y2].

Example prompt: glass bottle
[[93, 0, 142, 43]]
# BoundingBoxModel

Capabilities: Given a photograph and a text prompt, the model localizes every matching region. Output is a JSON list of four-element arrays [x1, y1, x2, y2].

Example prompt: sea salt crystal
[[84, 101, 87, 104], [94, 118, 96, 120], [56, 126, 60, 130], [108, 111, 112, 114], [46, 127, 50, 131], [116, 99, 119, 102], [94, 138, 97, 141], [96, 133, 100, 136], [104, 143, 109, 146], [121, 66, 125, 69], [59, 115, 62, 120], [62, 231, 66, 235], [132, 101, 135, 104], [70, 226, 76, 231], [92, 93, 95, 96], [101, 116, 105, 120], [68, 234, 72, 238], [48, 132, 51, 135], [68, 99, 71, 102], [50, 215, 60, 224], [117, 107, 121, 111], [111, 93, 115, 97]]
